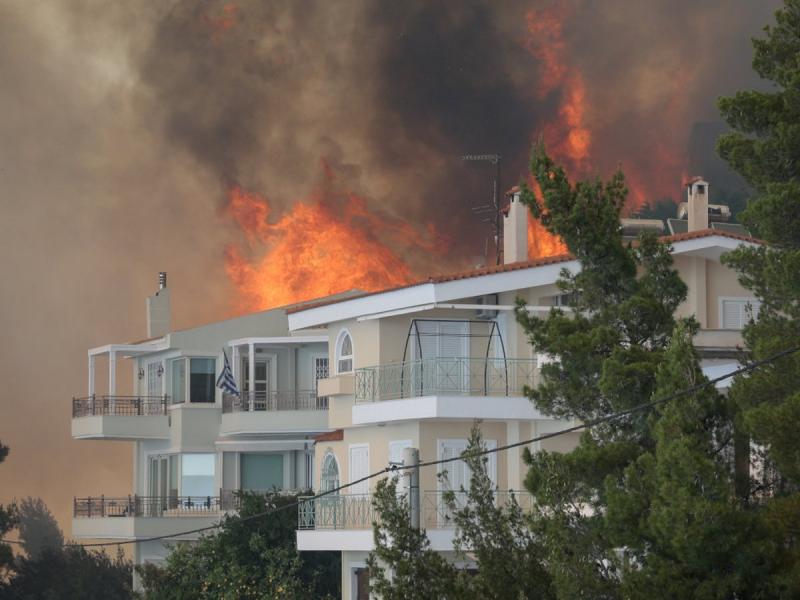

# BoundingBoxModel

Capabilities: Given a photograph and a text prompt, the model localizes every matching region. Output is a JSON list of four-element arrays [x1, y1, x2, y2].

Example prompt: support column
[[108, 351, 117, 413], [507, 420, 521, 490], [88, 354, 96, 396], [403, 447, 420, 529], [232, 345, 239, 383], [248, 343, 255, 412]]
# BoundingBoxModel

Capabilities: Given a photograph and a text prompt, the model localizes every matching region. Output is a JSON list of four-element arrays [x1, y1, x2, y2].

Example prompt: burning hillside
[[130, 0, 772, 310]]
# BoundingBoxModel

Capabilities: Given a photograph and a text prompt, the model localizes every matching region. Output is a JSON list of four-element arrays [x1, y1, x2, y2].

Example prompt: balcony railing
[[354, 357, 537, 403], [72, 395, 169, 417], [298, 490, 533, 530], [73, 489, 288, 518], [73, 495, 229, 518], [222, 390, 328, 413]]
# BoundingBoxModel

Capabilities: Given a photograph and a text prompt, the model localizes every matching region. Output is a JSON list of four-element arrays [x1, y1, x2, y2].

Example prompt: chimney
[[686, 177, 709, 232], [146, 272, 171, 338], [503, 187, 529, 264]]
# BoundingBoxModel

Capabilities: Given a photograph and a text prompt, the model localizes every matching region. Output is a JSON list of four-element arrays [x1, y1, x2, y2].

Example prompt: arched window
[[321, 452, 340, 493], [336, 330, 353, 374]]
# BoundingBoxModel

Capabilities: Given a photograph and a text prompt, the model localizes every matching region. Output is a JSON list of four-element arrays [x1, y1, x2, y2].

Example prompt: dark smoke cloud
[[0, 0, 782, 536]]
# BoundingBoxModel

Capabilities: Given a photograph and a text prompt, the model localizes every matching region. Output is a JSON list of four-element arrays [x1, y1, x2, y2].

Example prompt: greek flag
[[216, 350, 240, 396]]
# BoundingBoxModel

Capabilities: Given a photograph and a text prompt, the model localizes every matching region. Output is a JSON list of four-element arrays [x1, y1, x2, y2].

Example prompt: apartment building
[[289, 178, 762, 599], [70, 275, 339, 585]]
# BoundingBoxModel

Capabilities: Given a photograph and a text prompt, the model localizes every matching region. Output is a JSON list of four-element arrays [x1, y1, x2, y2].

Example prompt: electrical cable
[[2, 343, 798, 549]]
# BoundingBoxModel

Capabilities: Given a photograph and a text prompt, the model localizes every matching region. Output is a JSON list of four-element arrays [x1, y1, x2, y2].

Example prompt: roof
[[288, 228, 763, 316], [314, 429, 344, 443], [285, 253, 575, 314]]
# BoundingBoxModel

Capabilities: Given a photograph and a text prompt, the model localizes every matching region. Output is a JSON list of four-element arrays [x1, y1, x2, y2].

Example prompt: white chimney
[[687, 177, 709, 232], [146, 272, 171, 338], [503, 188, 529, 264]]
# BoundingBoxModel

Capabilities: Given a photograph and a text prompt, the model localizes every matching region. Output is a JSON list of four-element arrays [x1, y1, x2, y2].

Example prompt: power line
[[2, 343, 798, 550]]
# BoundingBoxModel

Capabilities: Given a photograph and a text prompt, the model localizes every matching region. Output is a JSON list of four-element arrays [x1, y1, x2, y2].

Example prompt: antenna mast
[[462, 153, 502, 265]]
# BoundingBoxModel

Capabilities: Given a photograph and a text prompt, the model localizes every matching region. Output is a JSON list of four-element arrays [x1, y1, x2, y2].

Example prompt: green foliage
[[368, 426, 554, 599], [0, 442, 15, 579], [367, 477, 464, 600], [444, 427, 554, 600], [14, 497, 64, 560], [715, 3, 800, 590], [138, 492, 339, 600], [0, 545, 132, 600], [717, 0, 800, 247], [515, 141, 800, 597]]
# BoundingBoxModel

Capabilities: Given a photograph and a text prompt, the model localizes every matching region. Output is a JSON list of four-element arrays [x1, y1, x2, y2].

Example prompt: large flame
[[525, 5, 592, 178], [224, 175, 449, 312]]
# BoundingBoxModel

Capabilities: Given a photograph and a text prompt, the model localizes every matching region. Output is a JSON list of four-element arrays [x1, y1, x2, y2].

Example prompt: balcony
[[351, 358, 545, 424], [71, 395, 170, 441], [72, 492, 237, 541], [355, 358, 537, 402], [219, 391, 330, 437], [296, 491, 532, 551]]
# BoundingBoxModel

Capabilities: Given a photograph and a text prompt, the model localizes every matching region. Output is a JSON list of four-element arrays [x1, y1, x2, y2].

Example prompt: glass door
[[242, 358, 271, 409]]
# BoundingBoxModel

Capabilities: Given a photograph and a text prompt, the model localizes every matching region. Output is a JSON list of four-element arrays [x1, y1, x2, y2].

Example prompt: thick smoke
[[0, 0, 781, 536]]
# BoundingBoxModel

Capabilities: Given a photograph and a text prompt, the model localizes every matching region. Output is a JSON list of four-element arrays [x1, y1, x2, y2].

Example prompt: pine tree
[[0, 441, 14, 579]]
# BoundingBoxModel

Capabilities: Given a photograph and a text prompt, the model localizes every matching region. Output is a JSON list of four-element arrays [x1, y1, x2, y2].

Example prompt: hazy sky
[[0, 0, 782, 535]]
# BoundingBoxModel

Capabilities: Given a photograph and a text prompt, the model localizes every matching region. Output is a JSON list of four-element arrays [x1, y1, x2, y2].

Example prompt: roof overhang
[[227, 335, 328, 347], [88, 340, 169, 358], [289, 259, 578, 330], [288, 233, 761, 331], [669, 234, 759, 260]]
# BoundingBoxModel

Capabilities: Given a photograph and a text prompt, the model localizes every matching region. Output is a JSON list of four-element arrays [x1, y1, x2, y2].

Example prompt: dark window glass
[[190, 358, 216, 403]]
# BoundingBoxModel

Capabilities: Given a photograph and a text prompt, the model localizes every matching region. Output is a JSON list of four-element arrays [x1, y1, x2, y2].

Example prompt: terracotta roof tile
[[288, 229, 763, 315], [314, 429, 344, 443]]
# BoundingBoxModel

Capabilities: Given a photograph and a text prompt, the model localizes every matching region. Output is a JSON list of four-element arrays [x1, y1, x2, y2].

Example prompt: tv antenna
[[462, 153, 502, 265]]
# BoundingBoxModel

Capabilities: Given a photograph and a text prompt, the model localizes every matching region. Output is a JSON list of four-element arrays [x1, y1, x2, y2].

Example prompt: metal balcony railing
[[73, 489, 299, 518], [354, 357, 537, 403], [222, 390, 328, 413], [297, 490, 533, 530], [73, 495, 228, 518], [72, 395, 169, 417]]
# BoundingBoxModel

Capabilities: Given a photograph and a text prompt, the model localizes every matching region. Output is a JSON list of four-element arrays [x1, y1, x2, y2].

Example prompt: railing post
[[128, 494, 132, 517], [87, 496, 92, 518], [100, 494, 105, 518], [137, 396, 142, 416], [163, 394, 168, 414], [73, 496, 77, 517]]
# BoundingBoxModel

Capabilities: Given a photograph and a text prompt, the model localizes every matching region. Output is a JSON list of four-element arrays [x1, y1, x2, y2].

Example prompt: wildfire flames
[[224, 174, 449, 312]]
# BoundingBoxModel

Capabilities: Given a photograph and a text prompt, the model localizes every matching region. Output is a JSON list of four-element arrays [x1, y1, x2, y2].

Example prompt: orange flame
[[525, 5, 592, 177], [224, 175, 449, 312], [523, 181, 568, 259]]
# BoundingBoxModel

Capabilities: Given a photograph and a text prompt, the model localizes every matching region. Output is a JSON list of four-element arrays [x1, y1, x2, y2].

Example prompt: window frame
[[718, 296, 762, 330], [320, 450, 340, 494], [335, 329, 354, 375]]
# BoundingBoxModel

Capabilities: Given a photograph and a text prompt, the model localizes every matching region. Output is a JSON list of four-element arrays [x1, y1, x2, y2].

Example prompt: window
[[181, 454, 215, 498], [337, 330, 353, 374], [720, 298, 762, 330], [240, 453, 284, 491], [170, 359, 186, 404], [321, 452, 340, 493], [189, 358, 216, 403]]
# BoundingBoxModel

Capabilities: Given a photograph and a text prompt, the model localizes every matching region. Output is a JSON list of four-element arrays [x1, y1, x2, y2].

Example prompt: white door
[[348, 445, 370, 496]]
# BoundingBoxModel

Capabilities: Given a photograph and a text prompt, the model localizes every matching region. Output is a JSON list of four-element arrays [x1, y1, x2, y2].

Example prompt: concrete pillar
[[109, 351, 117, 395], [88, 354, 96, 396], [507, 420, 521, 490], [248, 343, 255, 412]]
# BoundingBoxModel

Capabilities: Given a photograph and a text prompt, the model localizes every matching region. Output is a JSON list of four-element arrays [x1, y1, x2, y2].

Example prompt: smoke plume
[[0, 0, 781, 536]]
